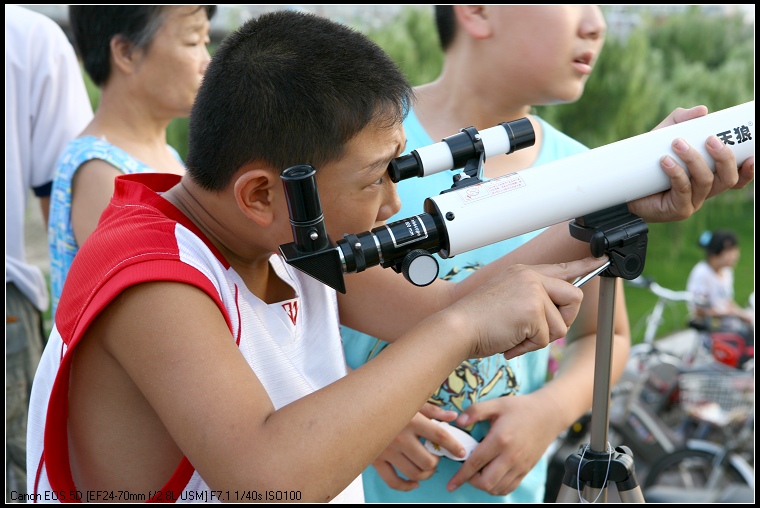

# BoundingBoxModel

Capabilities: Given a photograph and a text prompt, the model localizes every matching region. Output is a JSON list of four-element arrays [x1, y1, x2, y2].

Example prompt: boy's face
[[488, 5, 607, 105], [314, 121, 406, 240]]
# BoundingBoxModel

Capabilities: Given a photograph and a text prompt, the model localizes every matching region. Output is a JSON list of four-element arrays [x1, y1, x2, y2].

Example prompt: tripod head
[[569, 204, 648, 280]]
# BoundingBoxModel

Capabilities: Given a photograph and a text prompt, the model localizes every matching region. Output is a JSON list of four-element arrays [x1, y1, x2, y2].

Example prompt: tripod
[[555, 204, 648, 503]]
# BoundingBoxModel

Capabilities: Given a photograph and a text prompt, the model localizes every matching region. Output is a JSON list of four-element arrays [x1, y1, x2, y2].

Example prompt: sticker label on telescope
[[456, 173, 526, 205], [386, 216, 428, 247]]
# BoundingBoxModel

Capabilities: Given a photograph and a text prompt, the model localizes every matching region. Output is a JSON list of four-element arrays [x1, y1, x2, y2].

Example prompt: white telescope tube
[[427, 101, 754, 258]]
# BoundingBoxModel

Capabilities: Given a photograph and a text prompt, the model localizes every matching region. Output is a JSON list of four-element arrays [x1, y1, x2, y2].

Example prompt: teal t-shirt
[[341, 110, 588, 503]]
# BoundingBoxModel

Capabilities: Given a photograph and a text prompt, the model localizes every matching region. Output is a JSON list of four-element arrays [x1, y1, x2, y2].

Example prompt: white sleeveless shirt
[[27, 173, 362, 503]]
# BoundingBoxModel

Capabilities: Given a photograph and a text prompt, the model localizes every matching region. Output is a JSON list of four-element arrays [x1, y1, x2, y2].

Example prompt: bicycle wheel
[[643, 448, 750, 491]]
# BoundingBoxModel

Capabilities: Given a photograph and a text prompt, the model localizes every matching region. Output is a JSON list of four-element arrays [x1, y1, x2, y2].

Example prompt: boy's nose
[[379, 182, 402, 222], [581, 5, 607, 41]]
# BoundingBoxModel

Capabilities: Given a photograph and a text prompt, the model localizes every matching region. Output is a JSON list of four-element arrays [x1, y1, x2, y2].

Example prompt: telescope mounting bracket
[[569, 203, 648, 280]]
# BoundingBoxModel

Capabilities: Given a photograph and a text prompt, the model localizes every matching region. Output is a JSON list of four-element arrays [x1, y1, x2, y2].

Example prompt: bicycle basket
[[678, 371, 754, 421]]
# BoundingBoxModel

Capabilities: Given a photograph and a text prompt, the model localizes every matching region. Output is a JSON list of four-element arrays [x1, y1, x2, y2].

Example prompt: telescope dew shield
[[425, 101, 755, 258], [389, 117, 535, 182]]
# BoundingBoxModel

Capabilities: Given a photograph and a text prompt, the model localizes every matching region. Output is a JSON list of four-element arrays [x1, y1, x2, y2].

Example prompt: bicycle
[[606, 277, 732, 462], [642, 369, 755, 502], [620, 276, 749, 428], [544, 276, 745, 502]]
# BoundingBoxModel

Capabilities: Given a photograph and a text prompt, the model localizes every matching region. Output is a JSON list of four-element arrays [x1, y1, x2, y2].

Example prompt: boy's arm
[[96, 259, 598, 500]]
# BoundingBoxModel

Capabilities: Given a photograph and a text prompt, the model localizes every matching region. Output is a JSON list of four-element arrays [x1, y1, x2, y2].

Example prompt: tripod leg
[[555, 446, 584, 503], [555, 445, 606, 503], [618, 486, 646, 503], [610, 446, 646, 503]]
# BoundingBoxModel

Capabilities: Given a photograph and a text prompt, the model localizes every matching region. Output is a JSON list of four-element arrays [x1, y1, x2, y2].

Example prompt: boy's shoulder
[[55, 174, 221, 336]]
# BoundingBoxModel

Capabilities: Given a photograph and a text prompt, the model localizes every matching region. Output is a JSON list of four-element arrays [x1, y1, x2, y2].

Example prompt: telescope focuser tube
[[336, 213, 445, 286]]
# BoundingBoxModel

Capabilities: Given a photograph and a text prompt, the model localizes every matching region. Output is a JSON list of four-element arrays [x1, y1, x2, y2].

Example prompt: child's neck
[[162, 179, 291, 302]]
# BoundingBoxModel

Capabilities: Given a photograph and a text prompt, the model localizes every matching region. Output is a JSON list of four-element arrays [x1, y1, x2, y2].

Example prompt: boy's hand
[[445, 393, 555, 495], [451, 256, 607, 361], [628, 105, 754, 223], [372, 403, 461, 491]]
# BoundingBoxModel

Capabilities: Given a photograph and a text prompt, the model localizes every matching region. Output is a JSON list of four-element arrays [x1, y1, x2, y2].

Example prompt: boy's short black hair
[[434, 6, 456, 51], [69, 5, 217, 87], [185, 10, 414, 191]]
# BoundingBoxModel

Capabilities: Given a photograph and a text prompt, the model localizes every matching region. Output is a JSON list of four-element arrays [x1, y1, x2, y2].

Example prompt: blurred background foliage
[[80, 6, 754, 343]]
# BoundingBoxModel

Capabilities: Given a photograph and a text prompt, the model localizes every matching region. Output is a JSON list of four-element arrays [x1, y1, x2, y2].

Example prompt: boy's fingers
[[418, 402, 458, 423], [653, 105, 708, 130], [734, 156, 754, 190], [530, 256, 610, 283], [420, 420, 466, 458], [372, 460, 419, 491]]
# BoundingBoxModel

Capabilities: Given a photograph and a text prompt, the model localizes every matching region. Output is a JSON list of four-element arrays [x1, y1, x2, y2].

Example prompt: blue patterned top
[[48, 136, 182, 317], [341, 110, 589, 503]]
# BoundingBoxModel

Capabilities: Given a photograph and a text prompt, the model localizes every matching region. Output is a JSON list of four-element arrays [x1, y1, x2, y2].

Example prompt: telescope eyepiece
[[281, 164, 330, 252], [388, 152, 423, 183]]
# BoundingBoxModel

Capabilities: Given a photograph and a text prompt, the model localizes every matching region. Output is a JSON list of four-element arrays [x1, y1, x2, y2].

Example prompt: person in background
[[48, 5, 216, 317], [341, 5, 755, 502], [6, 4, 94, 501], [687, 229, 754, 354]]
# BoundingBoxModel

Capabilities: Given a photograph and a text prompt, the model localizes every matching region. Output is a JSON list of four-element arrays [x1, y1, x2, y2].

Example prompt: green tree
[[366, 6, 442, 86], [647, 6, 753, 74]]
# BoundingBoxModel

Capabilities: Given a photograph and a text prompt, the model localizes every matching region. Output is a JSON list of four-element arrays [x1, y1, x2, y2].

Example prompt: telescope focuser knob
[[401, 250, 439, 287]]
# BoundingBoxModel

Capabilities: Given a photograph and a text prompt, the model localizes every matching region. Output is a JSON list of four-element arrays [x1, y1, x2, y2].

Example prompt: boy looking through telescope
[[28, 9, 752, 503]]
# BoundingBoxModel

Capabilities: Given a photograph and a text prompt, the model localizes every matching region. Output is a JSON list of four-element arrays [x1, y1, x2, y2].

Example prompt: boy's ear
[[233, 168, 279, 226], [454, 5, 493, 40]]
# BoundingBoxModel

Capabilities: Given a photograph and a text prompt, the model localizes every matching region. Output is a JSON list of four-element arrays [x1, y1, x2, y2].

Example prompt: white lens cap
[[423, 420, 480, 461]]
